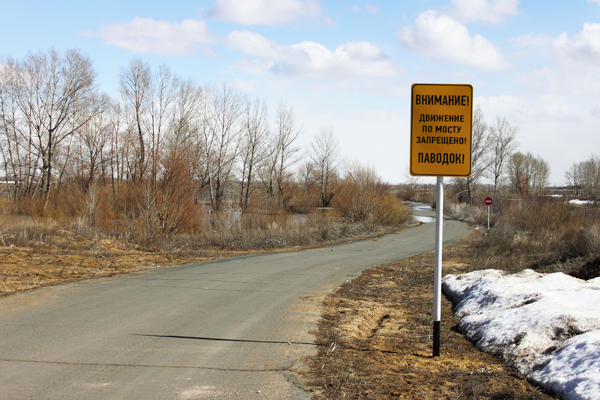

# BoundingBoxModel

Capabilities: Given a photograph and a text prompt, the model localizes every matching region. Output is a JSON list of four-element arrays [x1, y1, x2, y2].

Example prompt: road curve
[[0, 213, 468, 399]]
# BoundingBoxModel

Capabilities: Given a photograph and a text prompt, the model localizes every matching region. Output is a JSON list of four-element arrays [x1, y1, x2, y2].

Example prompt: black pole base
[[433, 321, 441, 357]]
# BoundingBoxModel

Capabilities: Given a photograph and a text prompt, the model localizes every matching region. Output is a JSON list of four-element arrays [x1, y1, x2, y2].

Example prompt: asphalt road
[[0, 210, 468, 399]]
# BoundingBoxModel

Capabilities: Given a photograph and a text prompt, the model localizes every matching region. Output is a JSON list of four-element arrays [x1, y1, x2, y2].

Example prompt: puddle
[[406, 202, 434, 212], [414, 215, 436, 223], [414, 205, 433, 212]]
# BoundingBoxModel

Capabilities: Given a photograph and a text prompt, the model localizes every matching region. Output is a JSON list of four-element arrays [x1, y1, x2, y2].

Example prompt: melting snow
[[443, 269, 600, 400]]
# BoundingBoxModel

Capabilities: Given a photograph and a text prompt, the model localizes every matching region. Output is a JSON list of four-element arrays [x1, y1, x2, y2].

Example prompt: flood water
[[406, 202, 437, 224]]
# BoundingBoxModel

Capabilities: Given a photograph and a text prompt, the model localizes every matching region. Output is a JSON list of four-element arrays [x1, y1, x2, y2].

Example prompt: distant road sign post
[[410, 83, 473, 358], [484, 197, 493, 231]]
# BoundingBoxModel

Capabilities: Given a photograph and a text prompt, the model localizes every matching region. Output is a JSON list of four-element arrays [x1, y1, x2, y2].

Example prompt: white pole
[[487, 205, 490, 231], [433, 176, 443, 357]]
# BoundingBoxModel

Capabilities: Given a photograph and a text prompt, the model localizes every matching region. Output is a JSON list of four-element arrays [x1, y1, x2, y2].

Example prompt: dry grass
[[0, 219, 208, 296], [448, 196, 600, 274], [0, 204, 413, 297], [302, 194, 599, 399], [1, 177, 413, 251], [302, 232, 555, 399]]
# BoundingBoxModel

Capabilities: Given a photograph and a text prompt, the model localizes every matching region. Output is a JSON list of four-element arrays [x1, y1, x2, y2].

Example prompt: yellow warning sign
[[410, 84, 473, 177]]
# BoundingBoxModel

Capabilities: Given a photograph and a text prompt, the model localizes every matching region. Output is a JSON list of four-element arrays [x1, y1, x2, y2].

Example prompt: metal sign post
[[484, 197, 493, 231], [433, 177, 444, 357], [410, 83, 473, 358]]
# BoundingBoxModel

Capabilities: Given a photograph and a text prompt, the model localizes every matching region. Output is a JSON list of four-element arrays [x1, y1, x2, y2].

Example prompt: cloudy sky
[[2, 0, 600, 185]]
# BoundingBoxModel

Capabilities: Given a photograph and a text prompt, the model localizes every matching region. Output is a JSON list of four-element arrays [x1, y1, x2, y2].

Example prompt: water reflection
[[406, 202, 436, 223], [405, 201, 433, 212], [413, 215, 436, 223]]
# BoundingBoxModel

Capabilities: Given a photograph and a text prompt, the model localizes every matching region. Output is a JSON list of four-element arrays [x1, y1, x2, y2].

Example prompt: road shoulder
[[301, 232, 555, 399]]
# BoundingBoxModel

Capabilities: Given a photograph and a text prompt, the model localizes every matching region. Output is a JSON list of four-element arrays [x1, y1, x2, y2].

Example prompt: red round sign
[[484, 197, 493, 206]]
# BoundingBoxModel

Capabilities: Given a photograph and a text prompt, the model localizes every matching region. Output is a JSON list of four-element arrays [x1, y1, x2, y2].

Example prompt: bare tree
[[148, 64, 179, 185], [239, 97, 269, 213], [1, 48, 97, 200], [296, 160, 317, 212], [565, 162, 583, 196], [508, 152, 550, 196], [169, 78, 203, 150], [0, 71, 41, 199], [118, 60, 206, 239], [120, 58, 152, 183], [202, 84, 243, 212], [69, 93, 113, 192], [489, 115, 519, 197], [507, 152, 529, 196], [272, 102, 302, 210], [65, 94, 118, 227], [260, 101, 302, 211], [531, 155, 550, 192], [404, 165, 420, 192], [309, 127, 339, 207], [120, 59, 183, 188], [579, 155, 600, 199], [154, 148, 196, 235], [108, 102, 127, 190], [464, 105, 491, 203], [165, 78, 206, 203]]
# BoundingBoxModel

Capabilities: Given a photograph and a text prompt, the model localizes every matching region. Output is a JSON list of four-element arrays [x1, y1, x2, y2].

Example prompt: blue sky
[[2, 0, 600, 185]]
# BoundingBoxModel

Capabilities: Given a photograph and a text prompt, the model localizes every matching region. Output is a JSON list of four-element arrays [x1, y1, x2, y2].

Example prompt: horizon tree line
[[451, 105, 551, 204], [0, 48, 402, 235], [565, 155, 600, 199]]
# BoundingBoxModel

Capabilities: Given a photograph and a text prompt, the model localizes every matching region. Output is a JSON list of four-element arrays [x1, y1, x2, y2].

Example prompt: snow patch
[[443, 269, 600, 399]]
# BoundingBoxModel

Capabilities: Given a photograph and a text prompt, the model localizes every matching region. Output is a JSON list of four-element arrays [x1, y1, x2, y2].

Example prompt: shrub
[[374, 193, 410, 225], [9, 196, 47, 218], [469, 196, 600, 272], [334, 164, 410, 227]]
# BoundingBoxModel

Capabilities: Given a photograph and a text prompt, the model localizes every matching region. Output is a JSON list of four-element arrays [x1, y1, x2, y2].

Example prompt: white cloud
[[509, 25, 600, 97], [478, 94, 584, 134], [209, 0, 321, 26], [335, 80, 407, 97], [518, 66, 600, 96], [511, 33, 554, 49], [451, 0, 519, 24], [592, 104, 600, 119], [397, 11, 512, 71], [227, 30, 403, 79], [588, 0, 600, 5], [554, 23, 600, 65], [266, 79, 296, 91], [475, 95, 524, 121], [531, 95, 582, 122], [228, 78, 259, 92], [88, 17, 216, 56]]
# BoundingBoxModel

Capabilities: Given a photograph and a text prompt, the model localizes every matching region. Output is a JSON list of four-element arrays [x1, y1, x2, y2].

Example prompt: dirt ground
[[302, 232, 558, 400], [0, 221, 404, 297], [0, 228, 253, 296]]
